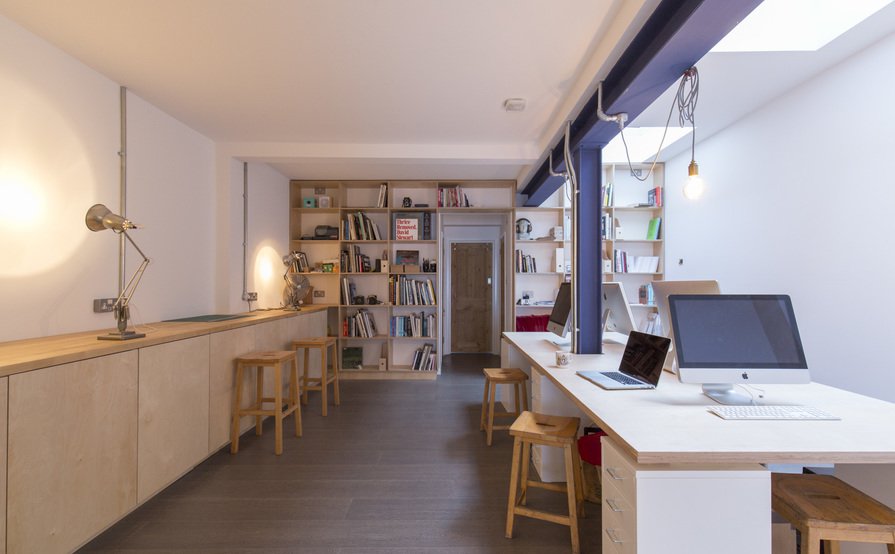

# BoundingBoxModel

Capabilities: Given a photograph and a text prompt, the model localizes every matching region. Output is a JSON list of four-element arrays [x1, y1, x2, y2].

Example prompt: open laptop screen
[[619, 331, 671, 386]]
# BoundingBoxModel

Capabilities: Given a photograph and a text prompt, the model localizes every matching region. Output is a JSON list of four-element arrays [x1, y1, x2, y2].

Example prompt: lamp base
[[97, 330, 146, 341]]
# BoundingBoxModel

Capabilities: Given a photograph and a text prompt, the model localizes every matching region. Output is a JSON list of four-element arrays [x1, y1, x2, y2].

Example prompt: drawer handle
[[605, 528, 625, 544], [606, 467, 626, 480], [606, 498, 624, 512]]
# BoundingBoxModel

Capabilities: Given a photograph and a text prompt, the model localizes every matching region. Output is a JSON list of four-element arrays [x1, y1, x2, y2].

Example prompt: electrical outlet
[[244, 292, 258, 301], [93, 298, 116, 313], [313, 290, 325, 297], [314, 187, 326, 194]]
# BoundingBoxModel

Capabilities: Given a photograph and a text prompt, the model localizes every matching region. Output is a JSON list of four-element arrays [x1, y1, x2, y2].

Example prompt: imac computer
[[601, 282, 636, 344], [668, 294, 810, 405], [652, 280, 720, 371], [547, 282, 572, 346]]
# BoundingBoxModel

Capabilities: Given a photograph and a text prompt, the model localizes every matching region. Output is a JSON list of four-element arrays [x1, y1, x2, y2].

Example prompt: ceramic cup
[[555, 351, 573, 366]]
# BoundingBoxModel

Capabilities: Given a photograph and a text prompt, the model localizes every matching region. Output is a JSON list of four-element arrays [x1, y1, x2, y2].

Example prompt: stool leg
[[230, 363, 245, 454], [824, 541, 841, 554], [519, 440, 531, 506], [505, 436, 523, 539], [513, 382, 521, 417], [521, 381, 529, 412], [480, 379, 490, 431], [274, 362, 283, 455], [887, 544, 895, 554], [321, 345, 329, 417], [255, 366, 264, 435], [487, 381, 497, 446], [290, 357, 302, 437], [331, 343, 341, 406], [803, 527, 821, 554], [302, 347, 310, 405], [563, 443, 581, 554], [572, 441, 586, 518]]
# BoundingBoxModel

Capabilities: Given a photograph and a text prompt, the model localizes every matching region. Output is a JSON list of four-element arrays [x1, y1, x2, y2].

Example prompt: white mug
[[555, 351, 573, 366]]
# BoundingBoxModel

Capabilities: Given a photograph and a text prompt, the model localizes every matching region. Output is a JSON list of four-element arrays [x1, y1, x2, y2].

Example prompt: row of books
[[600, 213, 613, 240], [613, 250, 660, 274], [389, 275, 437, 305], [340, 245, 374, 273], [438, 185, 471, 207], [343, 309, 379, 338], [601, 183, 614, 207], [341, 277, 359, 305], [638, 284, 656, 306], [647, 186, 663, 207], [285, 251, 310, 273], [391, 312, 436, 337], [646, 217, 662, 240], [410, 343, 437, 371], [515, 249, 538, 273], [342, 212, 383, 241]]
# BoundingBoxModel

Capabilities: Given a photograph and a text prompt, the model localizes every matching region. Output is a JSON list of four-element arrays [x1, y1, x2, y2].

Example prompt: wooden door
[[451, 242, 492, 352]]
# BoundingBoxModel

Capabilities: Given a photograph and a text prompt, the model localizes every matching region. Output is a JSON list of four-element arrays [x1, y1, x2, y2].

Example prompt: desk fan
[[283, 273, 311, 310]]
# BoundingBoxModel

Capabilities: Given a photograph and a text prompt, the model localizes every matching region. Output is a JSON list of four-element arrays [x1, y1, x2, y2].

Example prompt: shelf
[[340, 370, 437, 381], [515, 239, 564, 243], [340, 335, 389, 340], [516, 272, 565, 276], [515, 206, 566, 212], [437, 207, 512, 212], [393, 304, 438, 308], [291, 239, 340, 243], [341, 304, 391, 308], [516, 304, 555, 309], [342, 271, 389, 275], [392, 240, 436, 244], [341, 207, 389, 213], [292, 207, 341, 214], [389, 271, 437, 275], [341, 240, 388, 244], [604, 206, 662, 211], [293, 272, 339, 276], [605, 272, 663, 276], [608, 239, 663, 244], [390, 335, 438, 340]]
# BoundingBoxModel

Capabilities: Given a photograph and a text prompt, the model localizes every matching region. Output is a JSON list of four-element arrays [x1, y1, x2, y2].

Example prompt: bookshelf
[[602, 163, 665, 332], [289, 179, 515, 379]]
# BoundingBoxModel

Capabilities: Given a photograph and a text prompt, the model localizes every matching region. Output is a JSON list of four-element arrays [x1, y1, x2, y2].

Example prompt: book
[[395, 250, 419, 265], [341, 346, 363, 369], [394, 216, 419, 240], [646, 217, 661, 240]]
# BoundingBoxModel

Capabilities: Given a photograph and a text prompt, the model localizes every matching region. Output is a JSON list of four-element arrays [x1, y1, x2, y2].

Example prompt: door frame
[[442, 217, 504, 355]]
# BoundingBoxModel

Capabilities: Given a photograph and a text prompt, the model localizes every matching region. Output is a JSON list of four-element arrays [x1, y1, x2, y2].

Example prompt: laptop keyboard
[[604, 371, 643, 386]]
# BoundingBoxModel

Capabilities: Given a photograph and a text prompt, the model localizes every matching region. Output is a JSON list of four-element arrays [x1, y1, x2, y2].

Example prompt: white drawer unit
[[601, 437, 772, 554]]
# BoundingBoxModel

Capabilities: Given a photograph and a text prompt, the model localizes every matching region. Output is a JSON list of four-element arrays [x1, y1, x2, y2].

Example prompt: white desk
[[501, 332, 895, 554]]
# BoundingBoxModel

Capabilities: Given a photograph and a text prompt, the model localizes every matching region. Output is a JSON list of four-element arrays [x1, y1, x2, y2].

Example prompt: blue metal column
[[575, 146, 602, 354]]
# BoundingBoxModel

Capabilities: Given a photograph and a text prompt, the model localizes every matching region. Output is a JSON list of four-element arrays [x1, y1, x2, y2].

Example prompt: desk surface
[[0, 307, 328, 377], [503, 332, 895, 465]]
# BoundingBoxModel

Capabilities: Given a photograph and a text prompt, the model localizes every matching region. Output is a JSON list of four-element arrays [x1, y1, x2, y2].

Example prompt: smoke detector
[[503, 98, 526, 112]]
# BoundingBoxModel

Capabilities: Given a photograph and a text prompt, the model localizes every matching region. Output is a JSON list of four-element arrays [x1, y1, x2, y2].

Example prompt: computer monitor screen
[[601, 282, 636, 338], [668, 294, 809, 405], [651, 280, 720, 371], [547, 282, 572, 338]]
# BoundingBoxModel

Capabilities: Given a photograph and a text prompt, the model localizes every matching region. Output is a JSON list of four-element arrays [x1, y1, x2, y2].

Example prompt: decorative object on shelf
[[550, 226, 563, 240], [354, 296, 365, 305], [380, 260, 390, 273], [85, 203, 151, 340], [314, 225, 339, 240], [402, 196, 412, 208], [515, 218, 532, 240], [367, 295, 379, 305], [303, 197, 317, 208], [317, 195, 331, 208]]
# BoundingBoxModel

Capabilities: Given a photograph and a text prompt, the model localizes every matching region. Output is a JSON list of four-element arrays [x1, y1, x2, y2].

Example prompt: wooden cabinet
[[137, 336, 210, 503], [289, 179, 515, 378], [209, 326, 257, 450], [7, 352, 138, 554], [601, 437, 770, 554]]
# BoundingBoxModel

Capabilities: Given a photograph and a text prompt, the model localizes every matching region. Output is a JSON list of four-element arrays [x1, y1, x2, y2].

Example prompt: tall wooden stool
[[772, 472, 895, 554], [291, 337, 339, 416], [481, 367, 529, 446], [230, 350, 302, 455], [506, 411, 585, 554]]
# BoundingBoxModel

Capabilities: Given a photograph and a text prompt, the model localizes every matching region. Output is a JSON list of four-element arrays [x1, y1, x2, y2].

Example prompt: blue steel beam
[[575, 146, 603, 354], [521, 0, 762, 206]]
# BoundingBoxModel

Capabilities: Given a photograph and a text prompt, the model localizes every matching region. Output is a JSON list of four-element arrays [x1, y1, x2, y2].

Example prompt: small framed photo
[[317, 195, 332, 208]]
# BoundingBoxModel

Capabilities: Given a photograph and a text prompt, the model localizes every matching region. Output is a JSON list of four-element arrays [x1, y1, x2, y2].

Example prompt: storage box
[[392, 264, 420, 273]]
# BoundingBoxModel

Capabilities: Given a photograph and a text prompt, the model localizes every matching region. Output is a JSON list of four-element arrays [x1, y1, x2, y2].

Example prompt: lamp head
[[85, 203, 136, 232], [683, 161, 705, 200], [282, 252, 299, 266]]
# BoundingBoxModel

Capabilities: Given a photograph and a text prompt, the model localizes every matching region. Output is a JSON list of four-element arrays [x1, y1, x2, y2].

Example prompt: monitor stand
[[703, 384, 755, 406], [549, 336, 571, 348]]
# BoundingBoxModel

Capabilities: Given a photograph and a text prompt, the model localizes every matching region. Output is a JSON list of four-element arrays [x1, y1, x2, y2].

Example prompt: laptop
[[577, 331, 671, 390]]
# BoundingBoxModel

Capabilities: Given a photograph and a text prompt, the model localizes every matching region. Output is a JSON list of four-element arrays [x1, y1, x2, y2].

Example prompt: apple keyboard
[[708, 405, 840, 421]]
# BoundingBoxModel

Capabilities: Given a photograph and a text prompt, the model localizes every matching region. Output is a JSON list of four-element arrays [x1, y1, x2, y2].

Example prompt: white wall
[[0, 14, 290, 341], [664, 33, 895, 402]]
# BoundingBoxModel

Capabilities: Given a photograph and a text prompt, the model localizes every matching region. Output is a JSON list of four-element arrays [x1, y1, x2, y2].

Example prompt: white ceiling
[[3, 1, 892, 184]]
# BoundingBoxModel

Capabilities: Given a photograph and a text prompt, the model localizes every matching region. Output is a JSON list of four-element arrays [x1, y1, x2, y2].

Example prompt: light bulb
[[683, 160, 705, 200]]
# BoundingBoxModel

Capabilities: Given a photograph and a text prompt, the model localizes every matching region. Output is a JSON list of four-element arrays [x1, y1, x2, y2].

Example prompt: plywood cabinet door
[[208, 326, 256, 451], [8, 353, 139, 554], [138, 336, 210, 503]]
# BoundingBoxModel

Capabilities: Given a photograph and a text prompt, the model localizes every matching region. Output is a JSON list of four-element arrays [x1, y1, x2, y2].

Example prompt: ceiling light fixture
[[503, 98, 526, 112], [677, 67, 704, 200]]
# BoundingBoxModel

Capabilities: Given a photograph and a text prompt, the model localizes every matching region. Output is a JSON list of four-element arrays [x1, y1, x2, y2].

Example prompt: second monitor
[[602, 282, 636, 343]]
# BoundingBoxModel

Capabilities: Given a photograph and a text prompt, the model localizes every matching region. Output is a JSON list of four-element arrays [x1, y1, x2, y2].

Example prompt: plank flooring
[[79, 353, 602, 553]]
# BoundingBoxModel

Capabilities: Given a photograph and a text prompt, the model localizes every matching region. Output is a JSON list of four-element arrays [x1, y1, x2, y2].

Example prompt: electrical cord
[[617, 66, 700, 182]]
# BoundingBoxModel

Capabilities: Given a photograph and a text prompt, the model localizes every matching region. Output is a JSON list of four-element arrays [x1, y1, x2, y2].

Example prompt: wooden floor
[[80, 353, 602, 553]]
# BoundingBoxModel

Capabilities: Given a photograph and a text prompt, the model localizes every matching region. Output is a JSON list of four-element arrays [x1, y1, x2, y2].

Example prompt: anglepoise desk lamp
[[85, 203, 150, 340]]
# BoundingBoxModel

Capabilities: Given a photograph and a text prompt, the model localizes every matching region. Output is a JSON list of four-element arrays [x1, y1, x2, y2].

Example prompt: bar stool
[[291, 337, 339, 416], [772, 472, 895, 554], [506, 411, 585, 554], [480, 367, 529, 446], [230, 350, 301, 455]]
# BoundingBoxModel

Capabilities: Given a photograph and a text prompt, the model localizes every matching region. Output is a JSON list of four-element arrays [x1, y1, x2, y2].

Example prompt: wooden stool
[[481, 367, 529, 446], [230, 351, 302, 455], [291, 337, 339, 416], [506, 411, 585, 554], [772, 473, 895, 554]]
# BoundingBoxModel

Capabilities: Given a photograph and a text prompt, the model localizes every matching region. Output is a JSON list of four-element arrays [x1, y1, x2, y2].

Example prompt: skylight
[[601, 127, 692, 165], [712, 0, 894, 52]]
